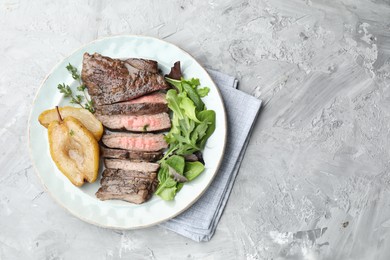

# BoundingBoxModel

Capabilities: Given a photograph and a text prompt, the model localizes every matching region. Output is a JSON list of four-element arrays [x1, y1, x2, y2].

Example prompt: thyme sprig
[[57, 64, 94, 113]]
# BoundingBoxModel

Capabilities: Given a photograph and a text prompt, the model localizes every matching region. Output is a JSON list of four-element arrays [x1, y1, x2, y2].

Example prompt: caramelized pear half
[[39, 106, 103, 141], [48, 113, 99, 187]]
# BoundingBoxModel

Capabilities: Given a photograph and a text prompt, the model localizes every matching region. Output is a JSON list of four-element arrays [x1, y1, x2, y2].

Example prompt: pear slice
[[48, 109, 99, 186], [39, 106, 103, 141]]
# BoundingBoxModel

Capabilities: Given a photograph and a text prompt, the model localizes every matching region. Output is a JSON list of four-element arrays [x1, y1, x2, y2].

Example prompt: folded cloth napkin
[[159, 69, 262, 242]]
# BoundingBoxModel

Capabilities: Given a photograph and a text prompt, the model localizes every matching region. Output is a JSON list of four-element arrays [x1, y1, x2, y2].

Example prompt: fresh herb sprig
[[57, 64, 94, 113]]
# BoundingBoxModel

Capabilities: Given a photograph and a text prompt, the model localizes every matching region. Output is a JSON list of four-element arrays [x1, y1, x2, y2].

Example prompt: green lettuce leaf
[[184, 161, 205, 181], [179, 97, 200, 123], [197, 110, 216, 149], [197, 87, 210, 98]]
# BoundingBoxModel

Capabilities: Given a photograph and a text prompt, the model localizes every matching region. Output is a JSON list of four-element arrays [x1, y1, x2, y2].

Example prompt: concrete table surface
[[1, 0, 390, 259]]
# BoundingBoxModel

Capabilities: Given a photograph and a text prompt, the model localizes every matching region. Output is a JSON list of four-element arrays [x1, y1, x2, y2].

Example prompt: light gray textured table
[[1, 0, 390, 259]]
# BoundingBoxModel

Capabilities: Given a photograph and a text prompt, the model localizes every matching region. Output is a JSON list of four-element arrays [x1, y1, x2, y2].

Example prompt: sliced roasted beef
[[81, 53, 169, 106], [105, 159, 160, 172], [125, 92, 168, 104], [101, 147, 162, 162], [102, 132, 168, 152], [95, 92, 168, 115], [97, 102, 168, 116], [126, 92, 167, 104], [96, 112, 170, 132], [100, 176, 158, 190], [125, 58, 158, 73], [102, 168, 157, 179], [96, 185, 153, 204], [100, 176, 154, 188], [96, 102, 168, 116], [96, 168, 158, 204]]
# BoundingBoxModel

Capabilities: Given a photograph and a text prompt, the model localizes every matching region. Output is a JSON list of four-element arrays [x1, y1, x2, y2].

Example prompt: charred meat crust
[[96, 168, 158, 204], [81, 53, 169, 106], [96, 183, 157, 204]]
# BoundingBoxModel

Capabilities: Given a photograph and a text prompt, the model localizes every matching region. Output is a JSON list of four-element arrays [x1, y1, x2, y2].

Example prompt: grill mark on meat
[[102, 132, 168, 152], [105, 159, 160, 172], [82, 53, 169, 106], [96, 112, 171, 132], [101, 147, 162, 162]]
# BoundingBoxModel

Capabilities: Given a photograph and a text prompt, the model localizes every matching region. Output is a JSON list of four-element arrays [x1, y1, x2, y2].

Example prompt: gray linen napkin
[[159, 70, 262, 242]]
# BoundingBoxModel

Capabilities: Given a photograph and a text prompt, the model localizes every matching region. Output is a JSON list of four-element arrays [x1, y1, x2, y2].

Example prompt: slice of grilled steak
[[125, 58, 158, 73], [101, 147, 162, 162], [96, 102, 168, 116], [105, 159, 160, 172], [125, 92, 167, 104], [81, 53, 169, 106], [95, 92, 168, 115], [102, 132, 168, 152], [100, 176, 154, 189], [102, 168, 157, 179], [96, 112, 171, 132], [96, 185, 152, 204], [96, 168, 158, 204]]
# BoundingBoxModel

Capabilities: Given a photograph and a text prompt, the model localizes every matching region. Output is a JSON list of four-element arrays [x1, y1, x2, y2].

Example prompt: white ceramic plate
[[28, 35, 227, 229]]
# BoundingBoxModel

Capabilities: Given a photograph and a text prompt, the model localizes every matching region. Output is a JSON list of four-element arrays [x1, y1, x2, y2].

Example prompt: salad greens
[[155, 77, 216, 200]]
